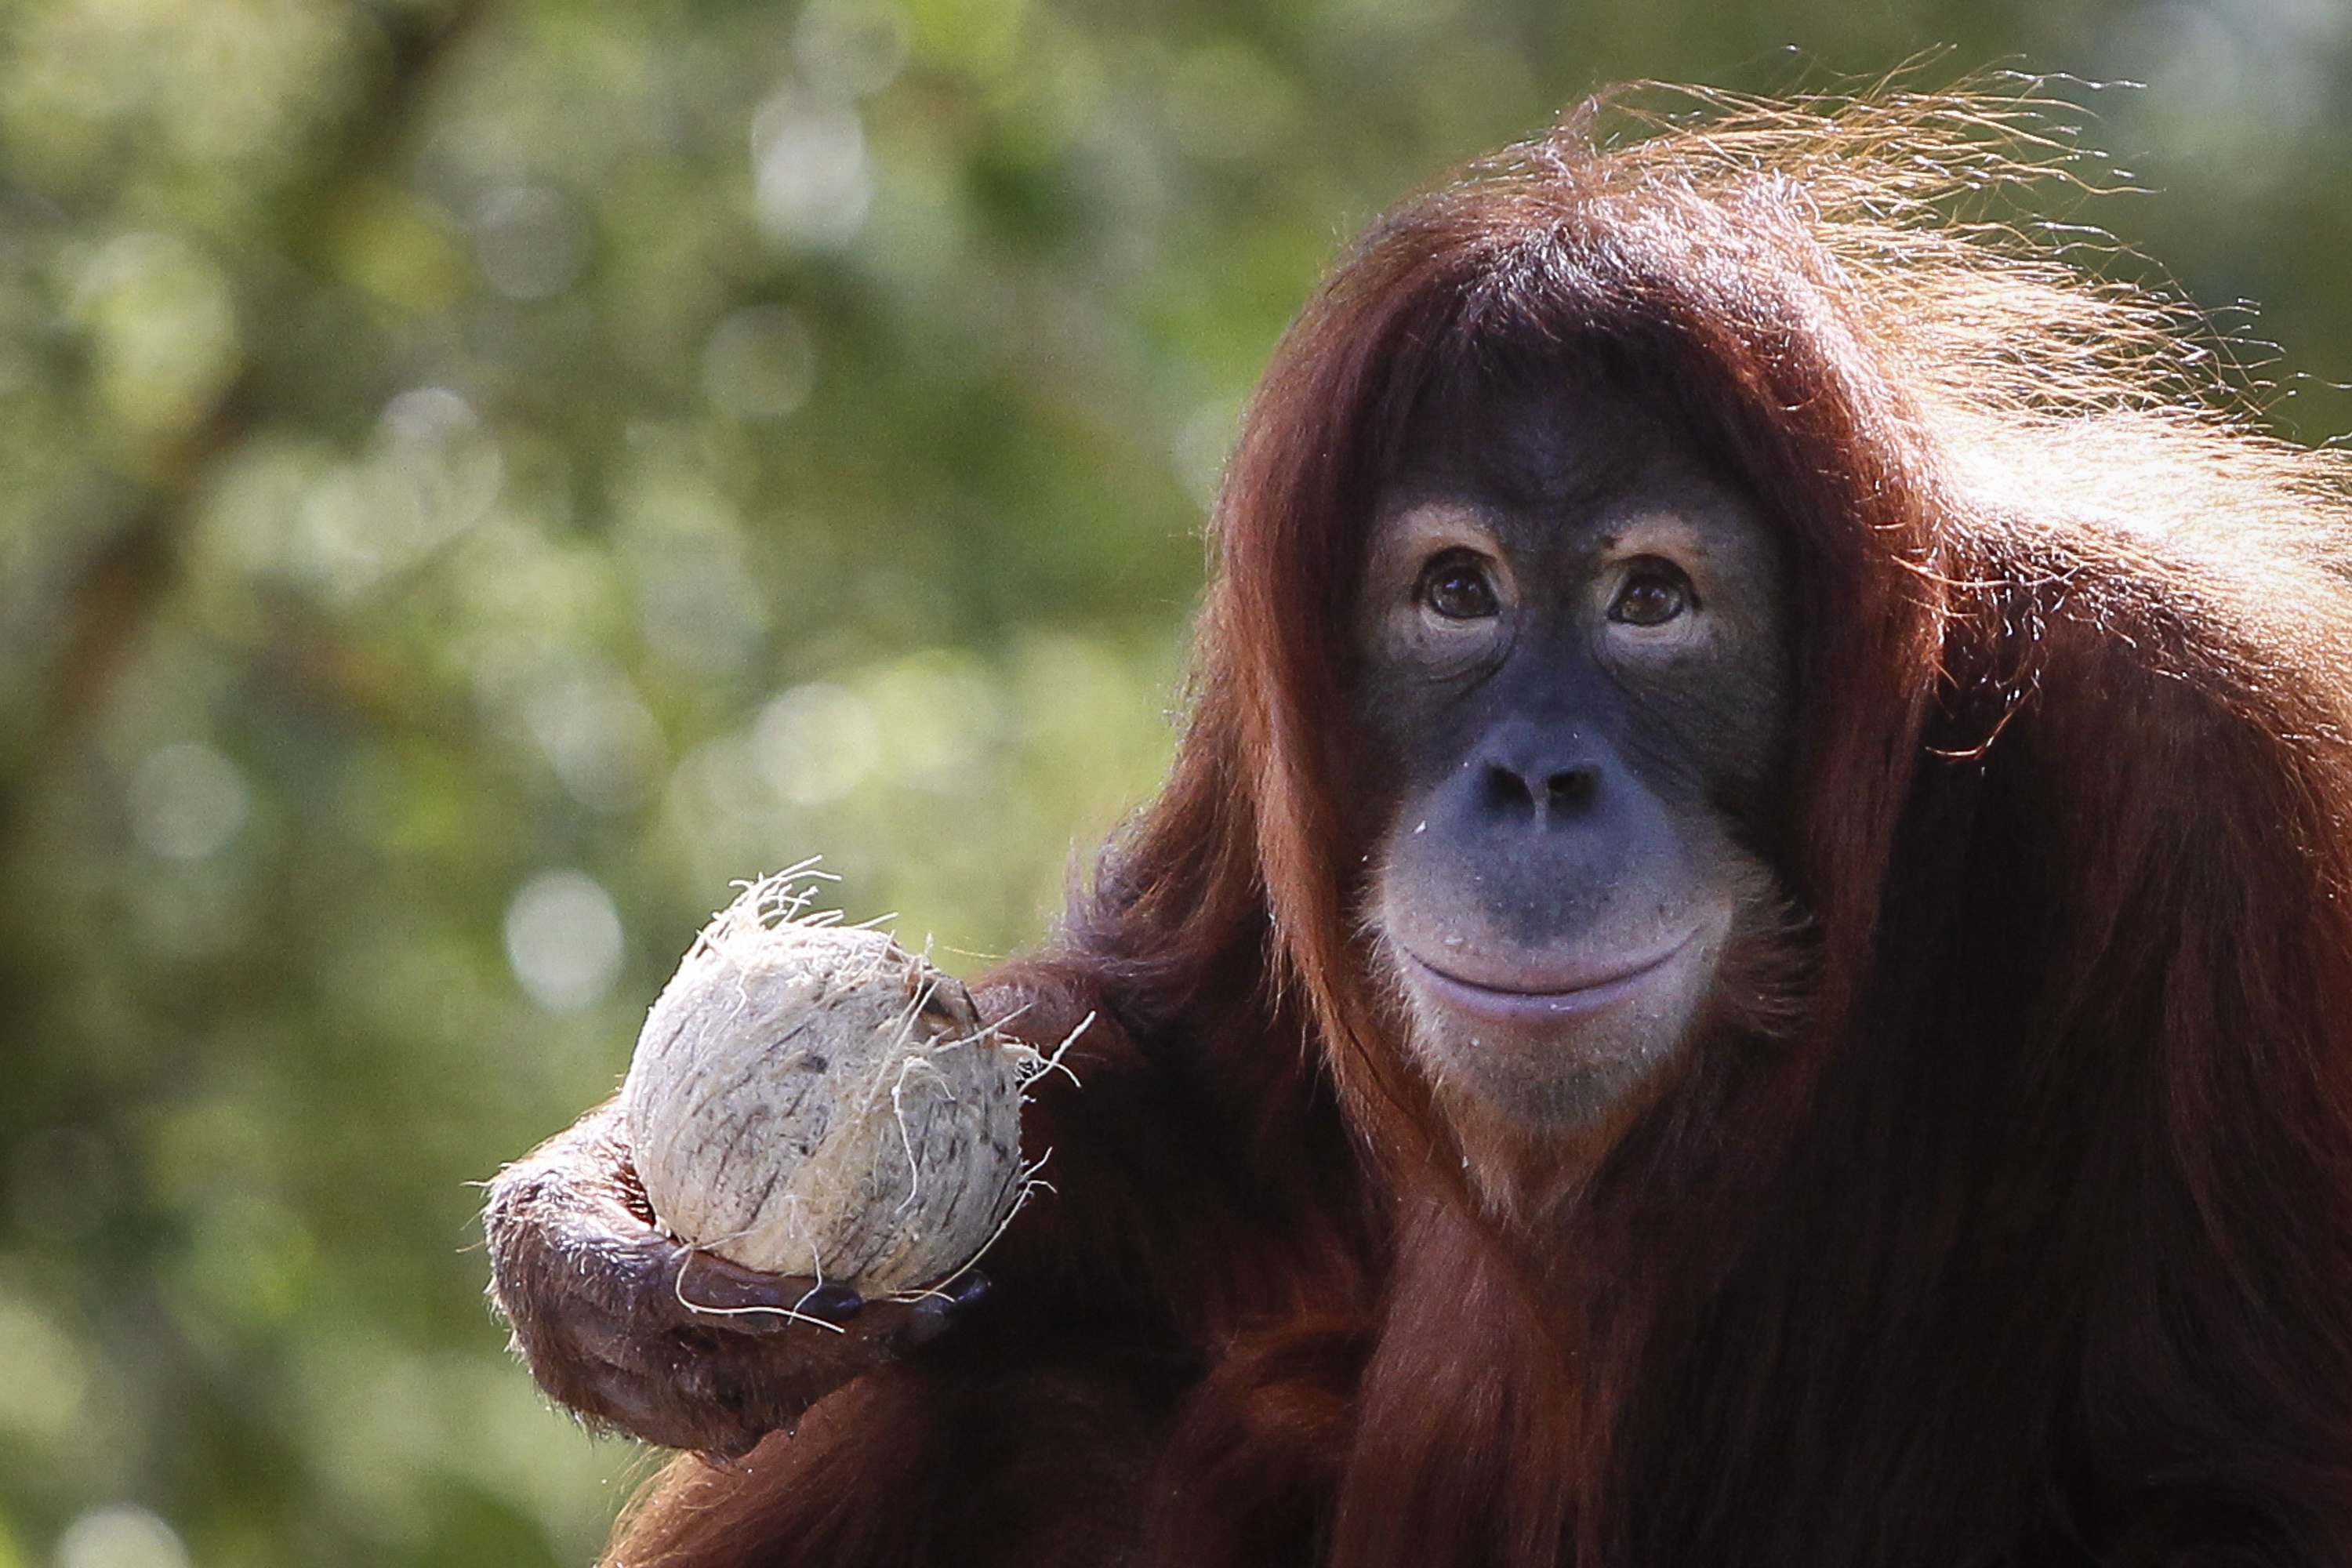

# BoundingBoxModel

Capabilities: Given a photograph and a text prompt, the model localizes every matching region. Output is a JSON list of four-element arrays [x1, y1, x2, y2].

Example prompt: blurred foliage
[[0, 0, 2344, 1562]]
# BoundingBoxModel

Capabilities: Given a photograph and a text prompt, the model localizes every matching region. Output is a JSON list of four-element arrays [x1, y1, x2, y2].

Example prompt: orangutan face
[[1357, 377, 1792, 1132]]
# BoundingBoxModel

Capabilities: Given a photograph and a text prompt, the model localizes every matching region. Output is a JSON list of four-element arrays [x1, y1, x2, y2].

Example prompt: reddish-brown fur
[[608, 88, 2352, 1566]]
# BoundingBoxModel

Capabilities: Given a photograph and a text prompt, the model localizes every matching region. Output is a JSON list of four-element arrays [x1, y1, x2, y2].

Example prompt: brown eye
[[1609, 559, 1693, 626], [1418, 553, 1499, 621]]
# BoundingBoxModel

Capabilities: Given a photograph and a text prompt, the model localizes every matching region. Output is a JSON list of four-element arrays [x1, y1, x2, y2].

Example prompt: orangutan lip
[[1399, 934, 1696, 1021]]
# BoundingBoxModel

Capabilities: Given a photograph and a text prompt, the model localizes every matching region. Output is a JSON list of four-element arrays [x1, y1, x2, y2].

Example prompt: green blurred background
[[0, 0, 2345, 1563]]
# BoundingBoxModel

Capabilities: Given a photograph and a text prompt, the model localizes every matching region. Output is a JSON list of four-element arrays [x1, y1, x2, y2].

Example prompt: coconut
[[619, 872, 1025, 1298]]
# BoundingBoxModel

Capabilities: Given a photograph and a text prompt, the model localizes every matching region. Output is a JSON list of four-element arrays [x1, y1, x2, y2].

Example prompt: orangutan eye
[[1417, 552, 1500, 622], [1608, 558, 1694, 626]]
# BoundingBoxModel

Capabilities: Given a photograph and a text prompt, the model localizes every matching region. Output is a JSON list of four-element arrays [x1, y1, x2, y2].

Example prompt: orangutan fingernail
[[797, 1283, 865, 1322]]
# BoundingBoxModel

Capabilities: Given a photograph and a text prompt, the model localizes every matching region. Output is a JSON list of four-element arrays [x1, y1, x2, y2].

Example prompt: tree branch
[[0, 0, 491, 854]]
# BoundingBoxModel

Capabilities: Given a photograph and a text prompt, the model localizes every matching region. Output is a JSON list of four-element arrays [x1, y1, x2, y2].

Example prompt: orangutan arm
[[481, 962, 1334, 1454]]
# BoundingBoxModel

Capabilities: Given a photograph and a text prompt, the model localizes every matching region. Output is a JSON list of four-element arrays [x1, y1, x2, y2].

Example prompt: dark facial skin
[[1357, 377, 1791, 1136]]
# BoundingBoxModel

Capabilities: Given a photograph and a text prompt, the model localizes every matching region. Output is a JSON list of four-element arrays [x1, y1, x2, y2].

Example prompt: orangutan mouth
[[1399, 933, 1700, 1023]]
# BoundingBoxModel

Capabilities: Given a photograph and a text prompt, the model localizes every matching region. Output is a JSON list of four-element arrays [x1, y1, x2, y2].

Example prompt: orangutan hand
[[482, 1098, 985, 1458]]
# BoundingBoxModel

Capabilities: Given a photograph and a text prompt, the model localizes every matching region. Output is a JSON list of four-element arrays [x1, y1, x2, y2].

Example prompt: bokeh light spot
[[751, 89, 872, 248], [66, 231, 241, 445], [294, 387, 501, 596], [868, 652, 1000, 788], [125, 742, 248, 861], [522, 663, 668, 814], [472, 185, 588, 301], [754, 683, 881, 805], [51, 1506, 188, 1568], [504, 871, 626, 1014]]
